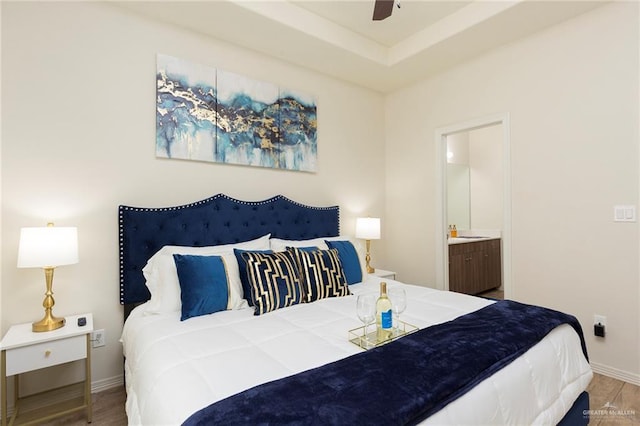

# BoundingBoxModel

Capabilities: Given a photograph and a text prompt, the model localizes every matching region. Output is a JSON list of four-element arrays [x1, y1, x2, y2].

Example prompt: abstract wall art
[[156, 54, 317, 172]]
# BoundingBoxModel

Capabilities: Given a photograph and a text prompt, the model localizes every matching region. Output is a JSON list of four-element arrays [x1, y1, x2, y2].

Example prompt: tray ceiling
[[116, 0, 608, 93]]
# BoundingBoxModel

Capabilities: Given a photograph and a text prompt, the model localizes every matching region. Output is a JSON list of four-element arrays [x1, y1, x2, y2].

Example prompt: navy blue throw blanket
[[182, 300, 588, 426]]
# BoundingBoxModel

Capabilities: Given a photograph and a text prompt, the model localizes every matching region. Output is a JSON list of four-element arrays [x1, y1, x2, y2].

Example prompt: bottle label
[[381, 309, 392, 329]]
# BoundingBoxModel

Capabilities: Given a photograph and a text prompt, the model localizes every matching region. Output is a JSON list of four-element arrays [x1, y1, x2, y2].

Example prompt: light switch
[[625, 207, 635, 220], [614, 205, 636, 222]]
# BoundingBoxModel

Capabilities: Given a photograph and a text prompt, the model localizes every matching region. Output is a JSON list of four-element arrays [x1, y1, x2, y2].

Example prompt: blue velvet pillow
[[173, 254, 229, 321], [234, 248, 273, 307], [325, 240, 363, 284]]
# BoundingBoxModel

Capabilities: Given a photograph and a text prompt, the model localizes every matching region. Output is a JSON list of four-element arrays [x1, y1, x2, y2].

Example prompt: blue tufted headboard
[[118, 194, 339, 310]]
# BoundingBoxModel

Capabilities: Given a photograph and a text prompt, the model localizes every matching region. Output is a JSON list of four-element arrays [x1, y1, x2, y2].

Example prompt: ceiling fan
[[372, 0, 398, 21]]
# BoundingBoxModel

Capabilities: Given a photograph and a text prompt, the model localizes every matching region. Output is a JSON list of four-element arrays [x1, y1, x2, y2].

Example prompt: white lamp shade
[[355, 217, 381, 240], [17, 226, 79, 268]]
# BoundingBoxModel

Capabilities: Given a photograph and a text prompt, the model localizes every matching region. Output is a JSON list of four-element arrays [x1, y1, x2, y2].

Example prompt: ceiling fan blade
[[372, 0, 394, 21]]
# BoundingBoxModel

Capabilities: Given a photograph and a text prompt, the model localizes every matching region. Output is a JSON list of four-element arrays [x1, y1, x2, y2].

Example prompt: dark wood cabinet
[[449, 239, 501, 295]]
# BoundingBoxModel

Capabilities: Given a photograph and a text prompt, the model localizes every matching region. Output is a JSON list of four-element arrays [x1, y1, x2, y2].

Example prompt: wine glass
[[388, 287, 407, 335], [356, 294, 376, 348]]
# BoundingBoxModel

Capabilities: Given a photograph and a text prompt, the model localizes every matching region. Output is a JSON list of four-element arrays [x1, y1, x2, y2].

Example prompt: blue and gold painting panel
[[278, 88, 317, 172], [216, 70, 281, 168], [156, 55, 217, 161]]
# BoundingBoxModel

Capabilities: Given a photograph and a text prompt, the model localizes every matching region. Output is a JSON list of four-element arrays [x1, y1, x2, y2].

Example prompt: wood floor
[[31, 373, 638, 425], [587, 373, 640, 425], [37, 386, 127, 426], [478, 288, 504, 299]]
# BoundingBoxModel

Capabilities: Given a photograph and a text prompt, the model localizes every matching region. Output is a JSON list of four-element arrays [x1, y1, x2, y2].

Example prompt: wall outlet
[[594, 315, 606, 327], [594, 315, 606, 338], [91, 329, 106, 348]]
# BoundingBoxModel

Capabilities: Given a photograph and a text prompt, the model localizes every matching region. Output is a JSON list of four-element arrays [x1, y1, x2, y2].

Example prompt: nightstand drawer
[[5, 335, 86, 376]]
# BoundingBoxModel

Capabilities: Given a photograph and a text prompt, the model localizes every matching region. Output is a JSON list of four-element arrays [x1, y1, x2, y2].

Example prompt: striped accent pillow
[[291, 248, 351, 302], [243, 250, 305, 315]]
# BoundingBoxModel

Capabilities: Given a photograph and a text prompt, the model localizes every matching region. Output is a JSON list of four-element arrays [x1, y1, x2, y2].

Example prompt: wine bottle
[[376, 281, 393, 342]]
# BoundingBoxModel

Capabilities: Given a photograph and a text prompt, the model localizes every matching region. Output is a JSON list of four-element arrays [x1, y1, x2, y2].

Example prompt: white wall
[[385, 2, 639, 382], [1, 2, 386, 391]]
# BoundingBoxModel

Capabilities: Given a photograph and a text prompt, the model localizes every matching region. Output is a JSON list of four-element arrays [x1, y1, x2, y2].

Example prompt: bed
[[119, 194, 593, 425]]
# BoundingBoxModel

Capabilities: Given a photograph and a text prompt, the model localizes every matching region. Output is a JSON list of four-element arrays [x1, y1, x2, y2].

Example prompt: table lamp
[[355, 217, 380, 273], [17, 223, 78, 332]]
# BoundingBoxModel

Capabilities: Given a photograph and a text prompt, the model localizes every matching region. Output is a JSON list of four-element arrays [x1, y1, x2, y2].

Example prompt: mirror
[[446, 124, 503, 232], [446, 132, 471, 231], [447, 164, 470, 230]]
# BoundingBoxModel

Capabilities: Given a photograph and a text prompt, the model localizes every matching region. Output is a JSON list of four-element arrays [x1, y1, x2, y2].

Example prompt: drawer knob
[[45, 350, 52, 358]]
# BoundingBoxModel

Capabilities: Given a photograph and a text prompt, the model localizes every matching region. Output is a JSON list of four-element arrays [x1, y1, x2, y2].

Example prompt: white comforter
[[121, 276, 592, 425]]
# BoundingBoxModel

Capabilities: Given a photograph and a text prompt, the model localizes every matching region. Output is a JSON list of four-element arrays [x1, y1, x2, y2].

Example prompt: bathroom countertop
[[448, 236, 501, 245]]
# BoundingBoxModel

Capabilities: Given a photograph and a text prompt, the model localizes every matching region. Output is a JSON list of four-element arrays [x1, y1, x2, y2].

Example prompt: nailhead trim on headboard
[[118, 194, 340, 306]]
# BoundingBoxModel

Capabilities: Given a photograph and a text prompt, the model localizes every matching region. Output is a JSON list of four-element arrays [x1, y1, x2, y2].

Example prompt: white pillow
[[269, 236, 368, 282], [142, 234, 270, 314], [269, 237, 330, 252]]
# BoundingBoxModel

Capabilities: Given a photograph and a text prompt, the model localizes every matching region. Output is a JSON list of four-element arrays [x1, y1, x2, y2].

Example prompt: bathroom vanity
[[448, 237, 501, 295]]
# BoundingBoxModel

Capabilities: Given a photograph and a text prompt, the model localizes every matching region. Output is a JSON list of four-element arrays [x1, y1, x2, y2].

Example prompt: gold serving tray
[[348, 321, 418, 350]]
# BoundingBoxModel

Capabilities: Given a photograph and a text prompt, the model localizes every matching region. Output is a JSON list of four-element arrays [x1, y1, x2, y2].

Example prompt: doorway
[[435, 113, 511, 297]]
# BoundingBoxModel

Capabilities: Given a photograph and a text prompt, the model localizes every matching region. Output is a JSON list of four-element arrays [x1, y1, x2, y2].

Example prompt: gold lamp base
[[32, 266, 66, 332], [33, 313, 66, 332], [364, 239, 375, 274]]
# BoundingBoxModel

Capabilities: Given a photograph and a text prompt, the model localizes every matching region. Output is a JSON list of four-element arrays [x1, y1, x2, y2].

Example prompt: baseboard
[[91, 375, 124, 393], [591, 362, 640, 386]]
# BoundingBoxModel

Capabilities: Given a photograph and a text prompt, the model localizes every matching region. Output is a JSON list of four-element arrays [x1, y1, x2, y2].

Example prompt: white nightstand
[[0, 313, 93, 426], [372, 269, 396, 280]]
